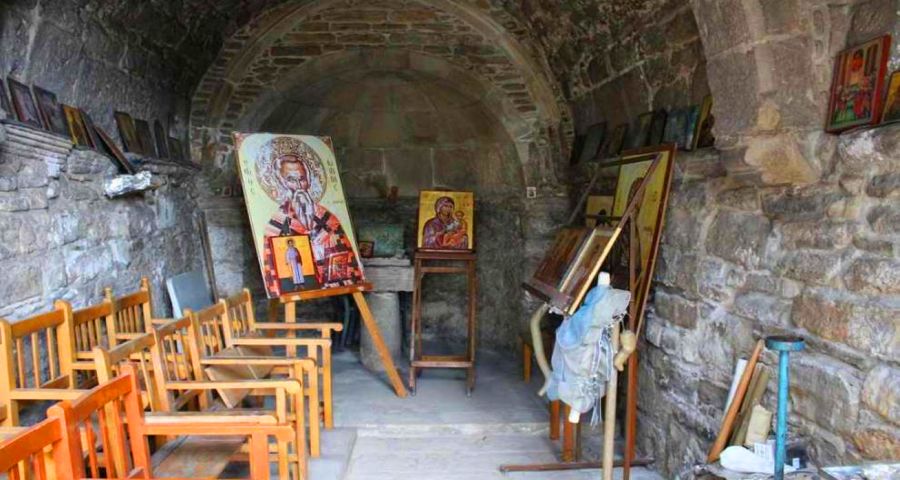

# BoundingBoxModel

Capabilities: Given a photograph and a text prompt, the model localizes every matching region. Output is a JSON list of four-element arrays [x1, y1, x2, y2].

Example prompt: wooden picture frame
[[79, 110, 103, 152], [0, 78, 11, 117], [694, 95, 715, 149], [62, 104, 92, 148], [32, 86, 68, 137], [95, 126, 136, 174], [578, 122, 607, 163], [114, 111, 142, 154], [826, 34, 892, 133], [647, 110, 667, 146], [416, 190, 475, 252], [268, 234, 321, 295], [358, 241, 375, 258], [881, 70, 900, 124], [630, 112, 653, 149], [134, 119, 156, 157], [7, 78, 43, 128], [585, 195, 615, 228], [153, 120, 169, 158], [662, 108, 687, 149], [601, 123, 628, 158]]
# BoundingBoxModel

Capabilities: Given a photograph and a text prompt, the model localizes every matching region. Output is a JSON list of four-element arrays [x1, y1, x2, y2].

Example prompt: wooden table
[[408, 250, 477, 395]]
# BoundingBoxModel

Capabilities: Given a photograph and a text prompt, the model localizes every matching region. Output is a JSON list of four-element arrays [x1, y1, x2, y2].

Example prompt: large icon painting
[[235, 133, 365, 298]]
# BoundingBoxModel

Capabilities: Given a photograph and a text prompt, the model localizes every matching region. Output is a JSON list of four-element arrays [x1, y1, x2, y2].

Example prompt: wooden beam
[[352, 292, 408, 397]]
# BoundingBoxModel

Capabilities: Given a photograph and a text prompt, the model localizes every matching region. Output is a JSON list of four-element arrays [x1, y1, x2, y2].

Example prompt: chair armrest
[[145, 411, 277, 424], [142, 418, 293, 441], [254, 322, 343, 332], [165, 379, 302, 395], [9, 389, 88, 401], [200, 356, 312, 367], [231, 337, 331, 348]]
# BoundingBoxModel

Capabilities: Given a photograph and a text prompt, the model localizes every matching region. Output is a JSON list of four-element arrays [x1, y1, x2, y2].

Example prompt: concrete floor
[[307, 350, 663, 480]]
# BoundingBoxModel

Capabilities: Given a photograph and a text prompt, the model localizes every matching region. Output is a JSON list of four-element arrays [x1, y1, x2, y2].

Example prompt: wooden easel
[[268, 282, 409, 397], [504, 145, 675, 476], [408, 250, 477, 395]]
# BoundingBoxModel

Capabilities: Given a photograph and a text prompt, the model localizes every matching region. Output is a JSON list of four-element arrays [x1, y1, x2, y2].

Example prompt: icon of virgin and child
[[255, 136, 363, 290], [421, 196, 471, 250]]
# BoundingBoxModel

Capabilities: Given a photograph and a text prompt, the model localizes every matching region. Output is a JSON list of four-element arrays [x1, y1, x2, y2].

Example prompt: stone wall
[[634, 126, 899, 476], [0, 122, 204, 321], [0, 0, 222, 146]]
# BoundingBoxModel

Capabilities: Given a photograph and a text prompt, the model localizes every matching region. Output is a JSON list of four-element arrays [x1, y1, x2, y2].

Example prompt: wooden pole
[[352, 291, 409, 398], [707, 339, 764, 462], [603, 322, 620, 480]]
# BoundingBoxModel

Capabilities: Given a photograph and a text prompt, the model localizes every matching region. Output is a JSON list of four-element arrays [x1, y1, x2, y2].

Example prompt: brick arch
[[190, 0, 571, 186]]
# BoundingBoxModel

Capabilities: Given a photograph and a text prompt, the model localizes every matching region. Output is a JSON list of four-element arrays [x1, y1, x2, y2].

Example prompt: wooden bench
[[225, 290, 338, 429], [0, 301, 83, 428], [150, 315, 308, 479]]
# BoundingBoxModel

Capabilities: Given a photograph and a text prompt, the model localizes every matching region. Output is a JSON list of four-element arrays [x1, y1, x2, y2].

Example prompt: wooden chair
[[104, 277, 158, 343], [93, 332, 163, 412], [224, 290, 337, 429], [150, 316, 308, 479], [70, 299, 117, 385], [0, 416, 75, 480], [46, 365, 295, 480], [192, 300, 325, 456], [0, 301, 82, 427]]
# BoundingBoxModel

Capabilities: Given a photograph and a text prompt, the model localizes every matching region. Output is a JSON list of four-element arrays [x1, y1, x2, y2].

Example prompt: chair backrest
[[193, 300, 233, 358], [71, 299, 116, 367], [47, 367, 152, 480], [0, 416, 75, 480], [150, 316, 205, 412], [166, 271, 214, 318], [0, 301, 75, 425], [105, 277, 154, 342], [223, 289, 257, 338], [94, 332, 162, 412]]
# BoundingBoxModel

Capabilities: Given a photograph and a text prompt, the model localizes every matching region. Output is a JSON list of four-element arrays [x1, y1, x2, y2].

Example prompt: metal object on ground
[[765, 335, 805, 480]]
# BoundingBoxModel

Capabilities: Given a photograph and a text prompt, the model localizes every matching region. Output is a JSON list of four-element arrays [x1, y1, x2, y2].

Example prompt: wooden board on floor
[[151, 435, 246, 478]]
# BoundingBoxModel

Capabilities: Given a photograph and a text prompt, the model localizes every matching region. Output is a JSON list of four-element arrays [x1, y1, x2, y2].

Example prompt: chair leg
[[562, 404, 575, 462], [522, 342, 532, 383], [549, 399, 560, 440]]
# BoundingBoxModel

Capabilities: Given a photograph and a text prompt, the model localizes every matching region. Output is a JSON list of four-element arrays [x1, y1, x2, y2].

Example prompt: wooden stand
[[268, 282, 408, 398], [408, 250, 477, 395]]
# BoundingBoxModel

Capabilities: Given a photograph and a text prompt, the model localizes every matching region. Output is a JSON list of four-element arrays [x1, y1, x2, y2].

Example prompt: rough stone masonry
[[0, 0, 898, 477]]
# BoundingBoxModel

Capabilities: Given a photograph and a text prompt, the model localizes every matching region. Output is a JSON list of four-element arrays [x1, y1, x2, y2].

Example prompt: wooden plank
[[352, 292, 408, 397], [150, 434, 244, 478], [707, 339, 765, 462], [277, 282, 372, 303], [499, 457, 653, 473]]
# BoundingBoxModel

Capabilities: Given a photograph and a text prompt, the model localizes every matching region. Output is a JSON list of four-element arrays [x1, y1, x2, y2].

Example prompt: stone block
[[733, 291, 791, 328], [862, 365, 900, 424], [706, 210, 771, 268], [844, 257, 900, 294], [847, 301, 899, 360], [791, 289, 852, 343], [866, 172, 900, 198], [0, 257, 41, 303], [716, 187, 760, 211], [432, 147, 478, 190], [867, 205, 900, 235], [691, 0, 752, 56], [705, 50, 759, 137], [779, 221, 854, 250], [791, 354, 861, 435], [653, 290, 699, 329], [760, 0, 802, 34], [852, 410, 900, 460], [778, 250, 843, 285], [762, 187, 844, 222], [744, 133, 820, 185]]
